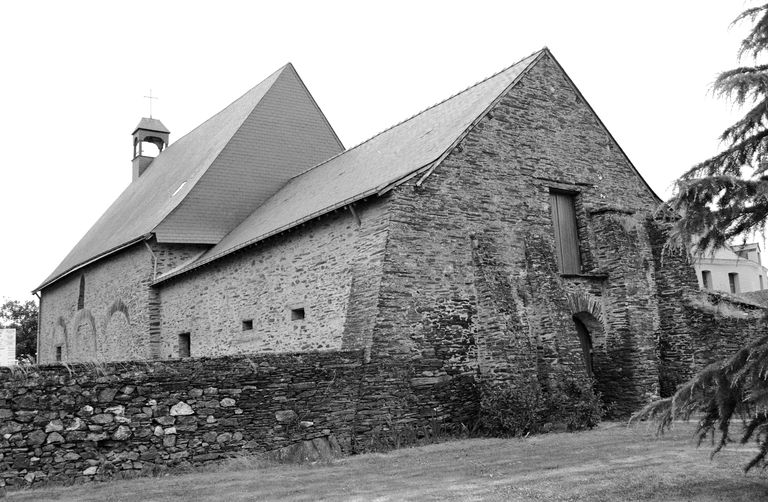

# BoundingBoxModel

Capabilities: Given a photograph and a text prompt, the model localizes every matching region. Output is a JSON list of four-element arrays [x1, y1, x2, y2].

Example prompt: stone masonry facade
[[368, 54, 670, 416], [157, 199, 390, 358], [38, 245, 154, 363], [35, 51, 767, 440], [37, 240, 210, 363]]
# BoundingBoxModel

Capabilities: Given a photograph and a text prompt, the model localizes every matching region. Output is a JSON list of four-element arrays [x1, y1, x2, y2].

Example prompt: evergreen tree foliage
[[638, 4, 768, 472], [669, 4, 768, 253], [633, 335, 768, 472]]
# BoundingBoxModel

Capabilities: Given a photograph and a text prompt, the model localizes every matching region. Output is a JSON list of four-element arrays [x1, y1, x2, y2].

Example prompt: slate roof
[[154, 50, 546, 284], [41, 47, 661, 291], [133, 118, 170, 134], [37, 63, 343, 291]]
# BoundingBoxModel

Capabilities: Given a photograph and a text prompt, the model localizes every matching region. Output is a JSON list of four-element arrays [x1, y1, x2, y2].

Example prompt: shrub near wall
[[0, 352, 364, 490]]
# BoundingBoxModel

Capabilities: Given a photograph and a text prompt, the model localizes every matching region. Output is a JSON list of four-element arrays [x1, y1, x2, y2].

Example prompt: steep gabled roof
[[37, 63, 343, 292], [155, 50, 545, 284]]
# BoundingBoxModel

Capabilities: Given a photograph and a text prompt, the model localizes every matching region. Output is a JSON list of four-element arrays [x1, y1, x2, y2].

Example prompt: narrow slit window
[[77, 275, 85, 310], [242, 319, 253, 331], [178, 332, 191, 358], [549, 190, 582, 274], [291, 308, 305, 321], [55, 345, 62, 362], [701, 270, 712, 290], [761, 275, 764, 290]]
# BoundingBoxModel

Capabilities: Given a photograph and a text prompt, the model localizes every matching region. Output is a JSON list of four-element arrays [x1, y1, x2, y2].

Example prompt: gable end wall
[[367, 53, 680, 416]]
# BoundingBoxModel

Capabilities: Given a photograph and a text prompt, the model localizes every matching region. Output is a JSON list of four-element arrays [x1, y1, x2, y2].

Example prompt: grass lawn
[[7, 421, 768, 501]]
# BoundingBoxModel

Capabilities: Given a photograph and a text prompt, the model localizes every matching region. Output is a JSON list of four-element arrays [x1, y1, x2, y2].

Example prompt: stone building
[[35, 49, 705, 414]]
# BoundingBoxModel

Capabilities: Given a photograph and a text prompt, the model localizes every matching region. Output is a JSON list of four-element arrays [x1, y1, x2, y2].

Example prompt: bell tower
[[132, 117, 170, 180]]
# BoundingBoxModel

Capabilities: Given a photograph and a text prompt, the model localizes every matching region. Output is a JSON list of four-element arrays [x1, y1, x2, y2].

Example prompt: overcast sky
[[0, 1, 755, 302]]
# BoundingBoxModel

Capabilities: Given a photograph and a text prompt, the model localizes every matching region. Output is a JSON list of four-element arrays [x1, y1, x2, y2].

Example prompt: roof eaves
[[152, 189, 382, 286], [33, 235, 150, 293]]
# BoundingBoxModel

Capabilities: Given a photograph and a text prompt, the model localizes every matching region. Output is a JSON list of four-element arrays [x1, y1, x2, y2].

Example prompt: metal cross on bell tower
[[144, 89, 159, 118]]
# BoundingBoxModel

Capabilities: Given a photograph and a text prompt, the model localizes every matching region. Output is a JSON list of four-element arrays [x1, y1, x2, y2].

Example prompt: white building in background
[[0, 329, 16, 366], [693, 242, 768, 294]]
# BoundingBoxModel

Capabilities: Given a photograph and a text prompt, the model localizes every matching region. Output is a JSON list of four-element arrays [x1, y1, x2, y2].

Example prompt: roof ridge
[[284, 63, 345, 151], [285, 48, 545, 182], [156, 63, 290, 158], [153, 64, 315, 225], [149, 65, 292, 202]]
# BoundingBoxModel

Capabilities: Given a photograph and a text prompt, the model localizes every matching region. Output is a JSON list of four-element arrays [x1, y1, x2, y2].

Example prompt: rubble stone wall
[[0, 349, 480, 492], [647, 221, 768, 396], [157, 199, 389, 358], [0, 352, 364, 489], [367, 52, 667, 418]]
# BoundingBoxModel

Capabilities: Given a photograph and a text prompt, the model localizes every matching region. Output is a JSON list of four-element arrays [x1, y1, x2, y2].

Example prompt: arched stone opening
[[71, 309, 97, 361], [572, 312, 598, 376], [571, 311, 608, 396], [103, 299, 133, 361]]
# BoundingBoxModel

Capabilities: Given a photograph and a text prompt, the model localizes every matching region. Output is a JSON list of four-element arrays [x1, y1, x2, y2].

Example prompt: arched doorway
[[571, 311, 603, 380], [572, 314, 594, 377]]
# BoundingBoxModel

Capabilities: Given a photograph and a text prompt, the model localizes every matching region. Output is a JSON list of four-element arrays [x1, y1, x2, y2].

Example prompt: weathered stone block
[[27, 430, 46, 446], [112, 426, 132, 441], [169, 402, 194, 416], [46, 432, 64, 444], [98, 389, 118, 403], [105, 405, 125, 416], [45, 420, 64, 433], [90, 414, 113, 425], [154, 416, 175, 426], [275, 410, 297, 423]]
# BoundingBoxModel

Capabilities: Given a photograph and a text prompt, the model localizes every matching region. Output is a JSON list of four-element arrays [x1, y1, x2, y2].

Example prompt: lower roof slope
[[37, 63, 343, 292], [156, 50, 544, 283]]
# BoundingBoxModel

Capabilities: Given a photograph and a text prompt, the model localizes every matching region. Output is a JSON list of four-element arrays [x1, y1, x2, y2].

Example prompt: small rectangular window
[[291, 308, 306, 321], [178, 332, 191, 358], [761, 275, 764, 290], [550, 190, 582, 274], [701, 270, 712, 289], [242, 319, 253, 331], [728, 273, 740, 294], [55, 345, 62, 362]]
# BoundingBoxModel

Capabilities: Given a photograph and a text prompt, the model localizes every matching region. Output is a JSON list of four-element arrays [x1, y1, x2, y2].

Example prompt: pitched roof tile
[[38, 63, 343, 291], [155, 50, 544, 283]]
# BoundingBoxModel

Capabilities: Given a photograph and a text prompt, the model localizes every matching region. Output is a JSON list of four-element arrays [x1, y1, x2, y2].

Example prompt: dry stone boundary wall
[[0, 352, 370, 491]]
